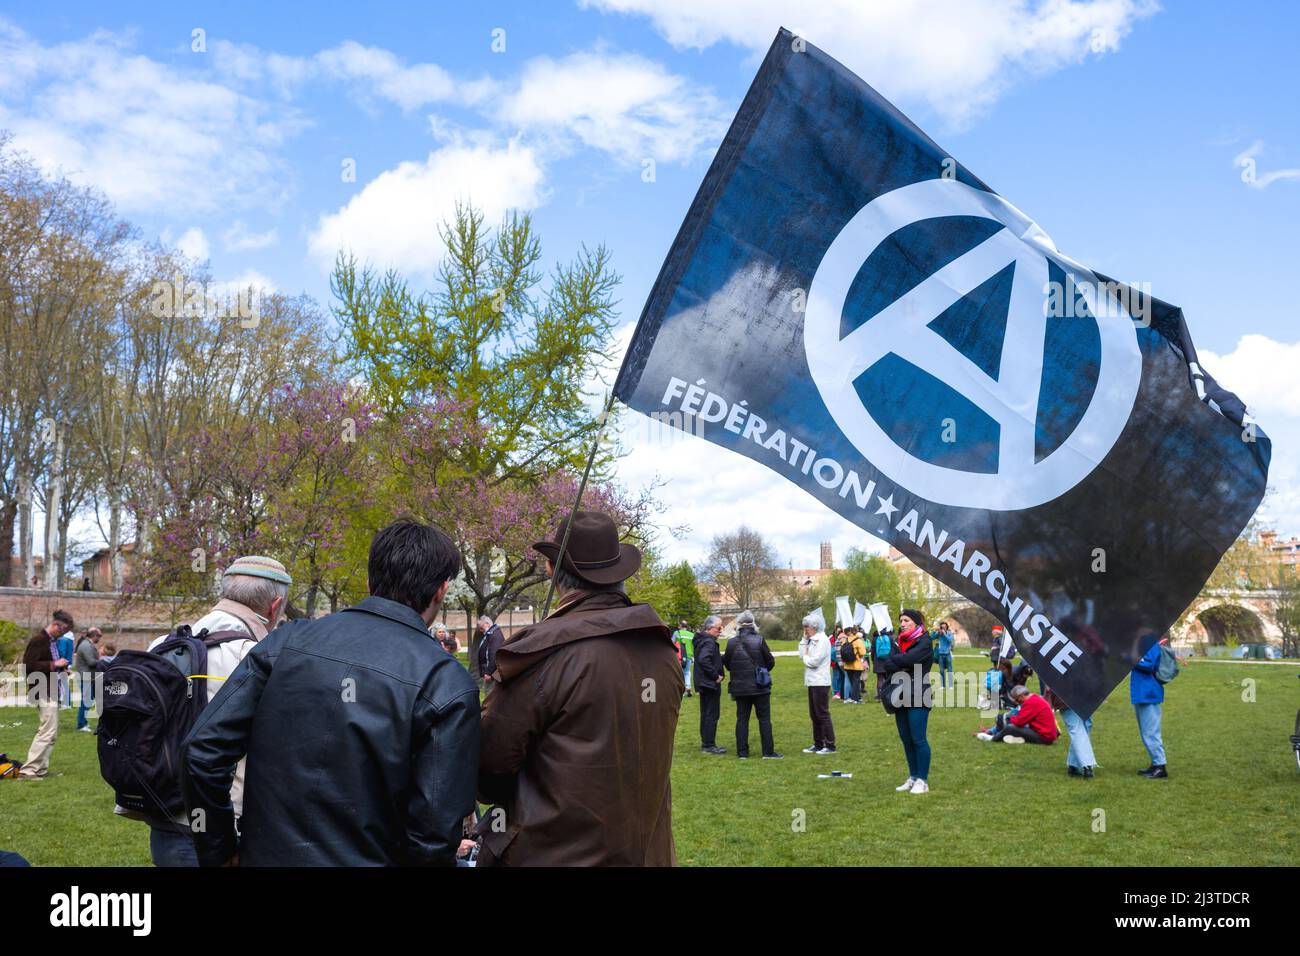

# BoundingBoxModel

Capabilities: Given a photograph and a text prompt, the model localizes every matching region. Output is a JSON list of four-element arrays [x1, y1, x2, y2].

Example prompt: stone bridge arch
[[929, 601, 1002, 648], [1180, 591, 1280, 647]]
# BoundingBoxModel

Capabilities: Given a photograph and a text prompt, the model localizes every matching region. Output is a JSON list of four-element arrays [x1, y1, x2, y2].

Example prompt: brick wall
[[0, 587, 197, 651], [0, 587, 540, 653]]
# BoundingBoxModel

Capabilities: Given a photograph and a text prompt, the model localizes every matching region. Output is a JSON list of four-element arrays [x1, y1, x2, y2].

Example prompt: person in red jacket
[[982, 685, 1058, 744]]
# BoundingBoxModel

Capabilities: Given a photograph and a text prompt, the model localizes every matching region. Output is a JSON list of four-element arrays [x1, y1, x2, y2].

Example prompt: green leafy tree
[[1273, 564, 1300, 659], [331, 204, 647, 619], [663, 561, 710, 628], [0, 618, 27, 665], [625, 547, 673, 619]]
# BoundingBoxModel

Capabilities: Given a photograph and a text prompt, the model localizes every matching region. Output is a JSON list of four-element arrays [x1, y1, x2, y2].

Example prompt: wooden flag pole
[[540, 391, 618, 618]]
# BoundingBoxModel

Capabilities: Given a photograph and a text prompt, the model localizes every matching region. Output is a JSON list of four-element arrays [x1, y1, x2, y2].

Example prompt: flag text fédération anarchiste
[[656, 375, 1084, 677]]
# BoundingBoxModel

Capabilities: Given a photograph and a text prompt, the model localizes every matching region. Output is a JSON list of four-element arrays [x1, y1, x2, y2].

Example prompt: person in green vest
[[674, 620, 696, 698]]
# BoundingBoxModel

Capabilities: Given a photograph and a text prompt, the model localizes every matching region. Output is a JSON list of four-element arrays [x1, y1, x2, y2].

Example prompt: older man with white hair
[[476, 614, 505, 686], [140, 555, 291, 866], [693, 615, 726, 754], [799, 613, 836, 754]]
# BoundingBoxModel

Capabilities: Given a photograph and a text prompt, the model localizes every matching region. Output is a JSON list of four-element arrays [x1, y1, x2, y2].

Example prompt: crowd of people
[[6, 509, 1175, 866], [11, 510, 683, 866], [971, 636, 1174, 780], [678, 605, 1174, 794]]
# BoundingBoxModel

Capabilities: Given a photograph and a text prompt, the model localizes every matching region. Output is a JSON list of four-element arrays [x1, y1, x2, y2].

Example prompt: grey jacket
[[74, 638, 100, 672]]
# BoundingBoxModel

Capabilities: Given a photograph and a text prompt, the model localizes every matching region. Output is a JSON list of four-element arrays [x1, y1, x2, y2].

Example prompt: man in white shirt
[[138, 555, 291, 866], [799, 614, 836, 755]]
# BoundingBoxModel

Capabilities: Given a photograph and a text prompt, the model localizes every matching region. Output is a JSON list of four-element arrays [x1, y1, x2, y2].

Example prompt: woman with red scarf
[[879, 609, 934, 794]]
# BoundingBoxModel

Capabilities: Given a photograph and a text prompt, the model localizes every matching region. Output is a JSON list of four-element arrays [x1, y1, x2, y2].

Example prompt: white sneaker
[[1003, 735, 1025, 744], [909, 779, 930, 794], [895, 777, 917, 792], [975, 732, 994, 741], [802, 746, 819, 753]]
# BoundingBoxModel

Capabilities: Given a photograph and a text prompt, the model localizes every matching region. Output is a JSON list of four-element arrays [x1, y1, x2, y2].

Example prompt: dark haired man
[[18, 610, 75, 779], [183, 520, 479, 866], [477, 510, 682, 865]]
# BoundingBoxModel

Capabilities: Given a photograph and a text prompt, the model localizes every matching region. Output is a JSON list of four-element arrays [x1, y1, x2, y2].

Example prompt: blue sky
[[2, 0, 1297, 567]]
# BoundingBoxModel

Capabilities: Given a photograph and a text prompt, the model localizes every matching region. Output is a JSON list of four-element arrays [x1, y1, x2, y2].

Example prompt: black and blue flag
[[613, 28, 1269, 717]]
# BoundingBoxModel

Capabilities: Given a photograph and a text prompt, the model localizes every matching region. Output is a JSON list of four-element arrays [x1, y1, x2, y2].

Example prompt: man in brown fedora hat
[[477, 509, 683, 866]]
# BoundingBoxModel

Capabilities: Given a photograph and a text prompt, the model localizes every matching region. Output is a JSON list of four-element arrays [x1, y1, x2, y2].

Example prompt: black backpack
[[839, 638, 858, 665], [97, 625, 251, 820]]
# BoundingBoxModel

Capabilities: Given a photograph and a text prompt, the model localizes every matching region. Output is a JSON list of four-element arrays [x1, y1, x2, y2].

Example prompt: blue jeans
[[831, 668, 844, 697], [683, 657, 693, 692], [150, 827, 199, 867], [76, 674, 95, 730], [894, 707, 931, 780], [1135, 703, 1165, 765], [935, 653, 953, 688], [1061, 709, 1096, 768]]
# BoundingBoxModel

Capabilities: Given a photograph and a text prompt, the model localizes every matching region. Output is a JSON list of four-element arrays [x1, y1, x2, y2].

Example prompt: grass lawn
[[2, 656, 1297, 866]]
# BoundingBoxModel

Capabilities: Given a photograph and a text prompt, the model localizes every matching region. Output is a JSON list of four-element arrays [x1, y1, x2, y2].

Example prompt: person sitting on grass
[[978, 685, 1058, 744]]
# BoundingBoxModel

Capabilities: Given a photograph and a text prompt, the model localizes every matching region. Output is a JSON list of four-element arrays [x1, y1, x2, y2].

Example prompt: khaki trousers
[[20, 701, 59, 777]]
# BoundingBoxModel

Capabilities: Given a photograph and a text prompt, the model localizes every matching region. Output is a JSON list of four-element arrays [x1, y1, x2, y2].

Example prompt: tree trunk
[[18, 468, 34, 587], [305, 582, 319, 618], [108, 487, 124, 591], [57, 513, 71, 590], [44, 425, 65, 591], [0, 499, 16, 586]]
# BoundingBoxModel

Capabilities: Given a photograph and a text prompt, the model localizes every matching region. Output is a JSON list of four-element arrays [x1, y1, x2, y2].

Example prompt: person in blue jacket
[[1131, 637, 1169, 779], [933, 621, 954, 689], [56, 630, 75, 707]]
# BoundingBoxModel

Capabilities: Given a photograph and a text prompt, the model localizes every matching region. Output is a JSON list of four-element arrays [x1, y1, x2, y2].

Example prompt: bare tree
[[0, 137, 128, 587], [1273, 565, 1300, 659], [700, 526, 780, 610]]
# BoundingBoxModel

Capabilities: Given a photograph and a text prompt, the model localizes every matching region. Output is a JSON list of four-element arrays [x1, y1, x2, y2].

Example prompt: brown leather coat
[[477, 589, 683, 866]]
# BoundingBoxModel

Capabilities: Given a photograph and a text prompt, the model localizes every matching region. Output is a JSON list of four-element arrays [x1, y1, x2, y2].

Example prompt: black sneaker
[[762, 752, 784, 759], [1143, 765, 1168, 779], [1082, 767, 1095, 778], [1136, 765, 1157, 777], [703, 746, 726, 755], [1067, 766, 1082, 777]]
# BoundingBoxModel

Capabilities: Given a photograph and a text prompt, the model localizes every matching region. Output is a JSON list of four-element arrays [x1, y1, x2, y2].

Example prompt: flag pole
[[540, 391, 618, 618]]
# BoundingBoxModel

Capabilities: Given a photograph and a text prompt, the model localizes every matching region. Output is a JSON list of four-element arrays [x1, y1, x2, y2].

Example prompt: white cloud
[[308, 139, 546, 275], [498, 51, 727, 164], [211, 39, 483, 112], [1233, 140, 1300, 190], [615, 414, 886, 567], [1199, 335, 1300, 537], [214, 270, 277, 296], [221, 220, 279, 252], [601, 323, 884, 569], [0, 19, 305, 215], [174, 226, 210, 262], [211, 39, 723, 165], [583, 0, 1159, 128]]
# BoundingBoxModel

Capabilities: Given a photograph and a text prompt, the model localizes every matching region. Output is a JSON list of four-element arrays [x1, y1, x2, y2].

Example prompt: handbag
[[738, 636, 772, 690]]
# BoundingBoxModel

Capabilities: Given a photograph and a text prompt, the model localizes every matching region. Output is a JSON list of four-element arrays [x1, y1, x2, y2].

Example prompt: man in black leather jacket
[[182, 520, 480, 866]]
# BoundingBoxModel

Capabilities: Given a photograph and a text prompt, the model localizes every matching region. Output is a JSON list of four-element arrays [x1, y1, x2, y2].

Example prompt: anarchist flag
[[612, 28, 1269, 717]]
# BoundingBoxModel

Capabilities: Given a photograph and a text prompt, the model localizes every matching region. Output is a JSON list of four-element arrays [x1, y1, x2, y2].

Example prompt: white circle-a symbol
[[805, 180, 1142, 511]]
